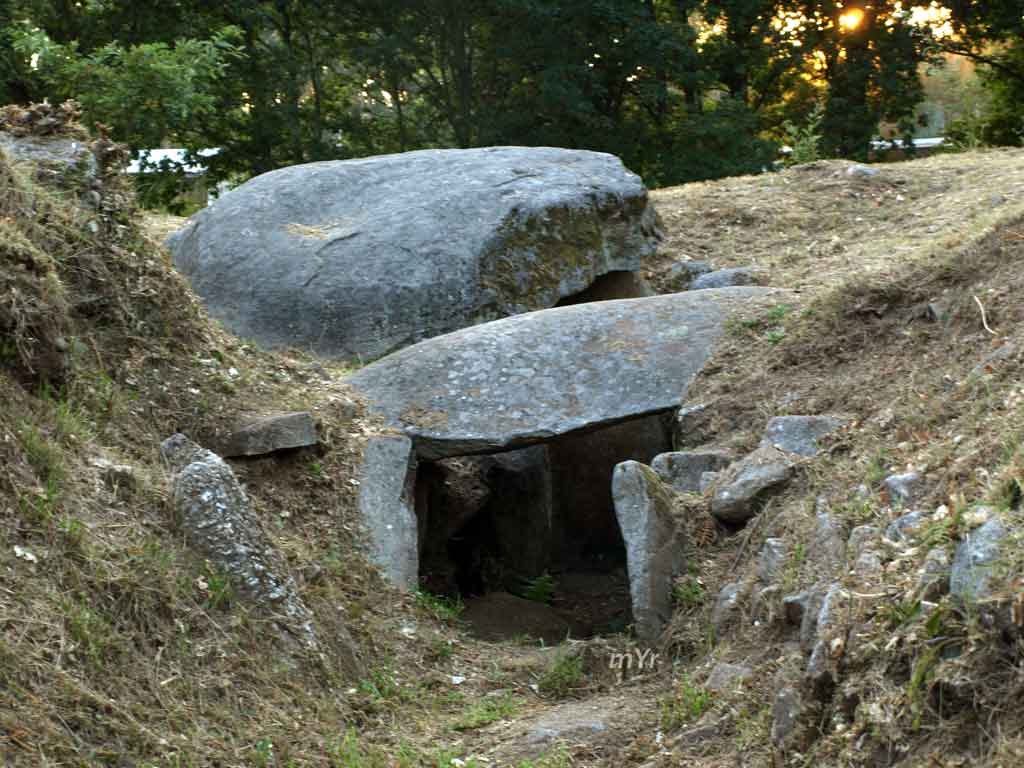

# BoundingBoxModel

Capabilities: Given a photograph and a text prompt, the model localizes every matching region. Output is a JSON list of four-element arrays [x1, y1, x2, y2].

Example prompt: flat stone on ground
[[222, 412, 318, 457]]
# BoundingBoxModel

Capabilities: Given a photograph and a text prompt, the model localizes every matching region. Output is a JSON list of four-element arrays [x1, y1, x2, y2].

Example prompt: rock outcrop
[[167, 147, 661, 361]]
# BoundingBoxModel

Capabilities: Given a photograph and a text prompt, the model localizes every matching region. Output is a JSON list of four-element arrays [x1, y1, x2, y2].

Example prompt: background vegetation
[[1, 1, 1021, 195]]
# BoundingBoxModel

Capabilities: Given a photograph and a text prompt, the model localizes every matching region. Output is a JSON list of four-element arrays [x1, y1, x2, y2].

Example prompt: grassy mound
[[0, 111, 418, 766]]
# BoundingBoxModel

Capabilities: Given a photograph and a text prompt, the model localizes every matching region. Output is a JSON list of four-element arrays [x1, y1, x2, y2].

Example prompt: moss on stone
[[478, 194, 650, 315]]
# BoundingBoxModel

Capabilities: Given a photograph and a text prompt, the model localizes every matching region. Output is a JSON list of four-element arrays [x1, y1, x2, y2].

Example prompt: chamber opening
[[555, 270, 647, 307], [416, 413, 673, 642]]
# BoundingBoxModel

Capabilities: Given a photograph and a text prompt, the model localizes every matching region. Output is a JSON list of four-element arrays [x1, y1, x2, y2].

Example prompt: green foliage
[[659, 674, 712, 729], [4, 0, 1017, 194], [522, 573, 556, 604], [10, 24, 239, 150], [414, 590, 464, 622], [673, 574, 707, 610], [537, 651, 584, 699], [452, 693, 519, 731], [783, 105, 825, 164]]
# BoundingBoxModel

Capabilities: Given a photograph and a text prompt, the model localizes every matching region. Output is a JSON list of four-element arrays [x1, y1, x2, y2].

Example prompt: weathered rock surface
[[810, 499, 846, 569], [161, 434, 320, 650], [710, 446, 795, 524], [711, 582, 744, 634], [758, 538, 789, 584], [884, 471, 924, 506], [651, 449, 734, 493], [884, 510, 927, 543], [0, 130, 95, 181], [771, 686, 805, 748], [805, 584, 846, 693], [706, 662, 753, 692], [760, 415, 846, 457], [918, 547, 951, 601], [690, 267, 759, 291], [950, 516, 1006, 602], [221, 412, 318, 457], [167, 147, 661, 361], [357, 435, 418, 590], [612, 461, 686, 643], [349, 288, 774, 459]]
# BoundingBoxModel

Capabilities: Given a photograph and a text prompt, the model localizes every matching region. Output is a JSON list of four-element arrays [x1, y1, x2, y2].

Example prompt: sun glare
[[838, 7, 866, 32]]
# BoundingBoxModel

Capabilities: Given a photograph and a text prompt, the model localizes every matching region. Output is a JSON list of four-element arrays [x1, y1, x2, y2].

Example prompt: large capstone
[[167, 147, 661, 361], [348, 288, 776, 459]]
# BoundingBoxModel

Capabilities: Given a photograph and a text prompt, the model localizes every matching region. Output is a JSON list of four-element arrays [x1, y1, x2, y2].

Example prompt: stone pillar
[[612, 461, 686, 643], [358, 435, 419, 590]]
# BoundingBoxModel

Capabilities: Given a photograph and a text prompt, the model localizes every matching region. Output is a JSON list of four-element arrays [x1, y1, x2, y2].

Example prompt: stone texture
[[167, 147, 661, 361], [950, 516, 1007, 602], [884, 471, 924, 506], [847, 525, 880, 560], [690, 267, 758, 290], [759, 415, 846, 457], [357, 435, 418, 589], [663, 259, 712, 290], [710, 446, 795, 524], [706, 662, 753, 692], [674, 403, 715, 448], [758, 538, 789, 584], [711, 582, 743, 634], [349, 288, 774, 460], [884, 510, 927, 544], [650, 449, 734, 494], [771, 686, 805, 748], [0, 130, 96, 183], [221, 412, 318, 457], [918, 547, 951, 601], [612, 461, 686, 643], [811, 497, 846, 568], [803, 584, 846, 694], [161, 434, 320, 649]]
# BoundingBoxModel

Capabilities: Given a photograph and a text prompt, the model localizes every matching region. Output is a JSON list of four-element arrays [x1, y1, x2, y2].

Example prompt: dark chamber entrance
[[416, 413, 673, 642]]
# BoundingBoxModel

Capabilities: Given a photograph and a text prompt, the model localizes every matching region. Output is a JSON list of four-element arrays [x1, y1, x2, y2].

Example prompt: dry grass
[[648, 150, 1024, 295]]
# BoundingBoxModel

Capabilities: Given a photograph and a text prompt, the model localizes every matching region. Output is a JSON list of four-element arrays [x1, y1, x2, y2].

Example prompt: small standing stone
[[612, 461, 687, 643], [161, 434, 322, 651]]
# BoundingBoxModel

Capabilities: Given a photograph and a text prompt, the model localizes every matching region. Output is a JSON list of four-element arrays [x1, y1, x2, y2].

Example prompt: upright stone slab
[[348, 288, 776, 459], [167, 147, 661, 361], [612, 461, 685, 642], [358, 435, 418, 590], [161, 434, 320, 650]]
